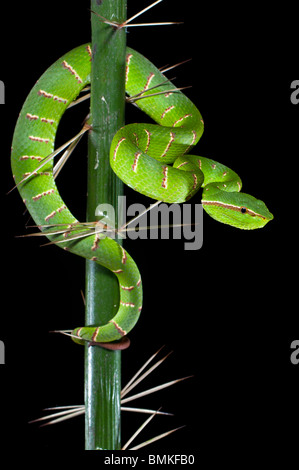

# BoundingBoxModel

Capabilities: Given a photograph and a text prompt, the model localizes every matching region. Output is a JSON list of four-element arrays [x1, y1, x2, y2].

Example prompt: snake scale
[[11, 44, 273, 345]]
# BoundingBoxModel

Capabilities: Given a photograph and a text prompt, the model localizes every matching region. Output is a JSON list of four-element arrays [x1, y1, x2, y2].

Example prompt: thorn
[[33, 218, 198, 248], [49, 330, 77, 340], [122, 0, 164, 26], [44, 405, 83, 410], [121, 345, 165, 396], [127, 78, 175, 101], [128, 425, 186, 451], [119, 200, 161, 234], [50, 329, 130, 351], [121, 22, 183, 28], [17, 218, 199, 246], [8, 125, 90, 195], [121, 350, 173, 399], [29, 406, 85, 426], [67, 90, 90, 109], [33, 220, 116, 247], [121, 376, 193, 404], [121, 406, 173, 416], [25, 221, 94, 230], [38, 227, 98, 247], [28, 347, 190, 434], [29, 404, 173, 427], [90, 10, 119, 29], [19, 221, 98, 237], [122, 407, 162, 450], [92, 1, 182, 30], [53, 129, 86, 180], [80, 290, 86, 307], [127, 86, 191, 103], [159, 58, 192, 74]]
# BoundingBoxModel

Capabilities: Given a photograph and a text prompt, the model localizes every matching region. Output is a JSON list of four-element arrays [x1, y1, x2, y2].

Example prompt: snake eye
[[240, 207, 247, 214]]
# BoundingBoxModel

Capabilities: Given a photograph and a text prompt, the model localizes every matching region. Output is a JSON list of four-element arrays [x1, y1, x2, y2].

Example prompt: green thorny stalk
[[85, 0, 126, 450]]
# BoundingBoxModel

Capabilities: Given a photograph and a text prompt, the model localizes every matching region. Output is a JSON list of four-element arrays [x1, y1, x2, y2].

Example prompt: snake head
[[201, 185, 274, 229]]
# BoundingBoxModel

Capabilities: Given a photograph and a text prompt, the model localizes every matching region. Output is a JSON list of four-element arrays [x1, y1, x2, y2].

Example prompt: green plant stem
[[85, 0, 126, 450]]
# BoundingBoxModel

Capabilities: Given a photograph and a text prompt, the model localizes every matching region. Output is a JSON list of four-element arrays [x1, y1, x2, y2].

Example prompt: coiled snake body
[[11, 44, 273, 345]]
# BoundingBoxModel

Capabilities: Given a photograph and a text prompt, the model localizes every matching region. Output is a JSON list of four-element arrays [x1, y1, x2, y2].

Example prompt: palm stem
[[85, 0, 126, 450]]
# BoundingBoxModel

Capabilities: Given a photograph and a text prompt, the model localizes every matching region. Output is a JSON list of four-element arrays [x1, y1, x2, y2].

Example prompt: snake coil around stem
[[11, 44, 273, 347]]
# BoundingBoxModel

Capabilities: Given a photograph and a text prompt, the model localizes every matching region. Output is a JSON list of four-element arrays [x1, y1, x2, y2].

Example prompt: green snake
[[10, 44, 273, 346]]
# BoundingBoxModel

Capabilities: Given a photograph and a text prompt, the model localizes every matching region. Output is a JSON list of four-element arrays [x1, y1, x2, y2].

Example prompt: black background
[[0, 0, 297, 462]]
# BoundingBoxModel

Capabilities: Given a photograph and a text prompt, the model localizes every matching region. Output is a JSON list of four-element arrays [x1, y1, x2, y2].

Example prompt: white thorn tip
[[128, 425, 186, 451], [121, 376, 193, 404], [122, 408, 162, 450]]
